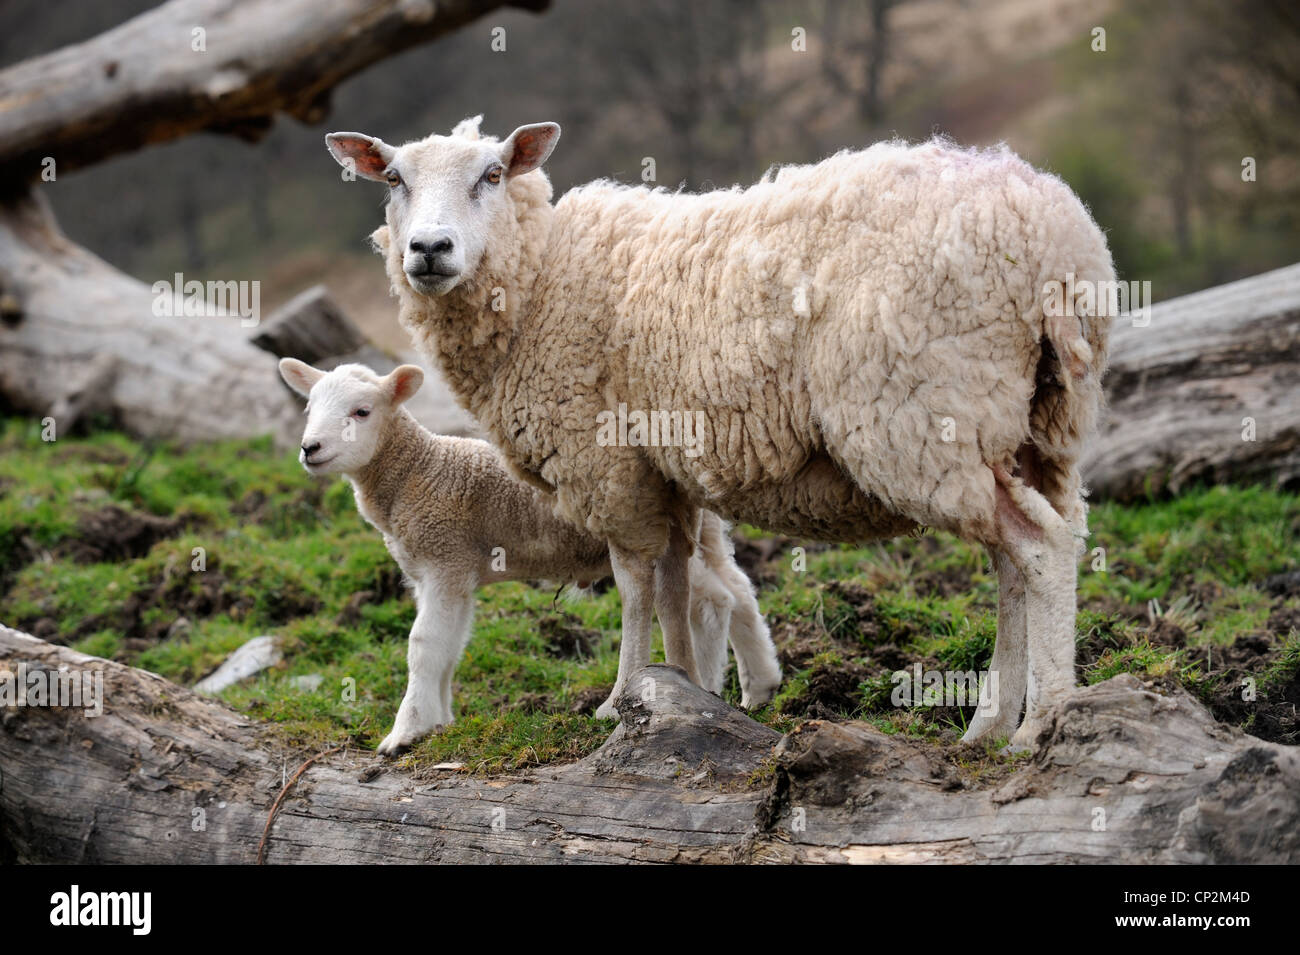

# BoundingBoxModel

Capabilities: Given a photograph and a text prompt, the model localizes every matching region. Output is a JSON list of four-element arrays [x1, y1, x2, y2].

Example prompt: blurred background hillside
[[3, 0, 1297, 349]]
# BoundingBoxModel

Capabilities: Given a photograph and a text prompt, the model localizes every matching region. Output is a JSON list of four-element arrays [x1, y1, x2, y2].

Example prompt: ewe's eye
[[485, 165, 503, 185], [384, 170, 401, 187], [354, 407, 370, 418]]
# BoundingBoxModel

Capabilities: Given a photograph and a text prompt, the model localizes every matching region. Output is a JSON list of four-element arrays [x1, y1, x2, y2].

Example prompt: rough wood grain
[[1083, 262, 1300, 500], [2, 626, 1295, 864], [0, 0, 545, 185]]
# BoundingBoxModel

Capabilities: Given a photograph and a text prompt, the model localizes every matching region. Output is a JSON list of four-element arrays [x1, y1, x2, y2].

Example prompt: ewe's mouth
[[302, 455, 336, 470], [405, 270, 459, 295]]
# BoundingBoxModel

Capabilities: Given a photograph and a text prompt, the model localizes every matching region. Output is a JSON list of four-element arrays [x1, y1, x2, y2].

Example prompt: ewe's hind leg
[[597, 546, 656, 719], [655, 520, 700, 685], [993, 466, 1078, 750], [960, 547, 1027, 743], [378, 574, 475, 756]]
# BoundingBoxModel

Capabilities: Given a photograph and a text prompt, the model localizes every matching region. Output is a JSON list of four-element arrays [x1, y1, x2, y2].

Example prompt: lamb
[[277, 357, 781, 754], [324, 118, 1114, 747]]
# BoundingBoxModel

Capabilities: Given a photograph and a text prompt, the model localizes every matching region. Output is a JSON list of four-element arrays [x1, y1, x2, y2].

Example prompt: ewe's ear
[[325, 132, 394, 183], [279, 358, 325, 397], [386, 364, 424, 405], [501, 123, 561, 178]]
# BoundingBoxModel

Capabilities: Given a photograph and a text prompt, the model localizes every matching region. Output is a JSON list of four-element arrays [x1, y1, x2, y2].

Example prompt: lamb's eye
[[385, 170, 401, 187], [485, 165, 503, 185], [354, 408, 370, 418]]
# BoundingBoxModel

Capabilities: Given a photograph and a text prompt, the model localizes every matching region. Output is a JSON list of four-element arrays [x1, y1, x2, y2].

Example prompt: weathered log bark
[[0, 191, 302, 446], [2, 625, 1296, 864], [250, 286, 369, 367], [1083, 262, 1300, 500], [0, 0, 546, 186], [250, 285, 482, 438]]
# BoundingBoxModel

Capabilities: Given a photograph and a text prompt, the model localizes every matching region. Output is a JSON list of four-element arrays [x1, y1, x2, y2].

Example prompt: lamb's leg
[[378, 574, 474, 756], [960, 547, 1027, 743], [687, 558, 732, 695], [992, 466, 1078, 751], [722, 569, 782, 709], [655, 520, 700, 685], [596, 545, 656, 720]]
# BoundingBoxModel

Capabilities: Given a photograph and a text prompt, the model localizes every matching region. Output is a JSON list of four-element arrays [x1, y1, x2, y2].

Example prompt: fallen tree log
[[2, 625, 1296, 864], [1082, 262, 1300, 500], [0, 191, 302, 446], [0, 0, 545, 185]]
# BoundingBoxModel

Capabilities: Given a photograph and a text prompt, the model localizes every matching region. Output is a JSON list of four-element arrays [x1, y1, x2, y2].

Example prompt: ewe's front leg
[[960, 547, 1027, 744], [377, 574, 475, 756], [656, 520, 700, 686], [596, 545, 656, 719]]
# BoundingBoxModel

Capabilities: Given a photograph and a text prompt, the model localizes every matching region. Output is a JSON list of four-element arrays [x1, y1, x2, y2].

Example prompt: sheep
[[277, 357, 781, 754], [324, 118, 1114, 747]]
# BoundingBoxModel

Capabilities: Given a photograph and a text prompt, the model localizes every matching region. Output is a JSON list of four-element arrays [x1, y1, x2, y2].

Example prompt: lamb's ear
[[386, 364, 424, 405], [369, 225, 391, 255], [325, 132, 394, 183], [279, 358, 325, 397], [501, 123, 560, 178]]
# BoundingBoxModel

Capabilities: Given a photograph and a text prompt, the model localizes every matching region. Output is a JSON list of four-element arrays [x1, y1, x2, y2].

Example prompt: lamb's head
[[278, 359, 424, 475], [325, 116, 560, 297]]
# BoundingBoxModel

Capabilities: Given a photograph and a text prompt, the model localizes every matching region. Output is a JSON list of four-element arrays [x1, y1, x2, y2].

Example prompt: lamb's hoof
[[376, 733, 414, 757], [376, 721, 446, 757], [594, 698, 620, 721], [740, 679, 780, 710]]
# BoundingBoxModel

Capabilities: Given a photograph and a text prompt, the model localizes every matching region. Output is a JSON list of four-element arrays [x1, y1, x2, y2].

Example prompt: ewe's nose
[[408, 230, 455, 256], [302, 441, 321, 457]]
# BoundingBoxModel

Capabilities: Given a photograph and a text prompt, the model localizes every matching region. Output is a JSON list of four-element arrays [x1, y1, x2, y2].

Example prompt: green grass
[[1, 416, 1297, 771]]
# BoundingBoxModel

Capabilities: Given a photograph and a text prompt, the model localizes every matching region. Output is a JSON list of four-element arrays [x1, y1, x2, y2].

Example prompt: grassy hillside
[[1, 417, 1297, 773]]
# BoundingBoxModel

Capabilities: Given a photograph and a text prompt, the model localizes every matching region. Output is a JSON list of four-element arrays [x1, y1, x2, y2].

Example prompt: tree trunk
[[1082, 262, 1300, 500], [0, 191, 302, 446], [2, 625, 1296, 864], [0, 0, 547, 186]]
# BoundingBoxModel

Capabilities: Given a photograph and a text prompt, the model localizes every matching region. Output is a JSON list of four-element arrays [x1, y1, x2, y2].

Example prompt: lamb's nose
[[409, 231, 454, 255], [302, 441, 321, 456]]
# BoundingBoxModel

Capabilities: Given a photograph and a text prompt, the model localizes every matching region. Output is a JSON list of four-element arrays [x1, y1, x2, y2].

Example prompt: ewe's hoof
[[1006, 720, 1045, 753], [594, 699, 620, 721]]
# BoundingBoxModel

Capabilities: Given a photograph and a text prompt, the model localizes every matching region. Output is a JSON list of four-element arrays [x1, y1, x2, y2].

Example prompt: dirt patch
[[568, 685, 611, 716], [539, 613, 600, 659], [911, 565, 978, 598], [1202, 631, 1299, 746], [59, 505, 185, 564], [780, 656, 875, 719], [20, 560, 318, 656], [1263, 570, 1300, 599]]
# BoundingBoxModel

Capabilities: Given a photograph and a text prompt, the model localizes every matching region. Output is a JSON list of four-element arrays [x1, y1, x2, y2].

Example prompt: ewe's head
[[325, 116, 560, 297], [278, 359, 424, 475]]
